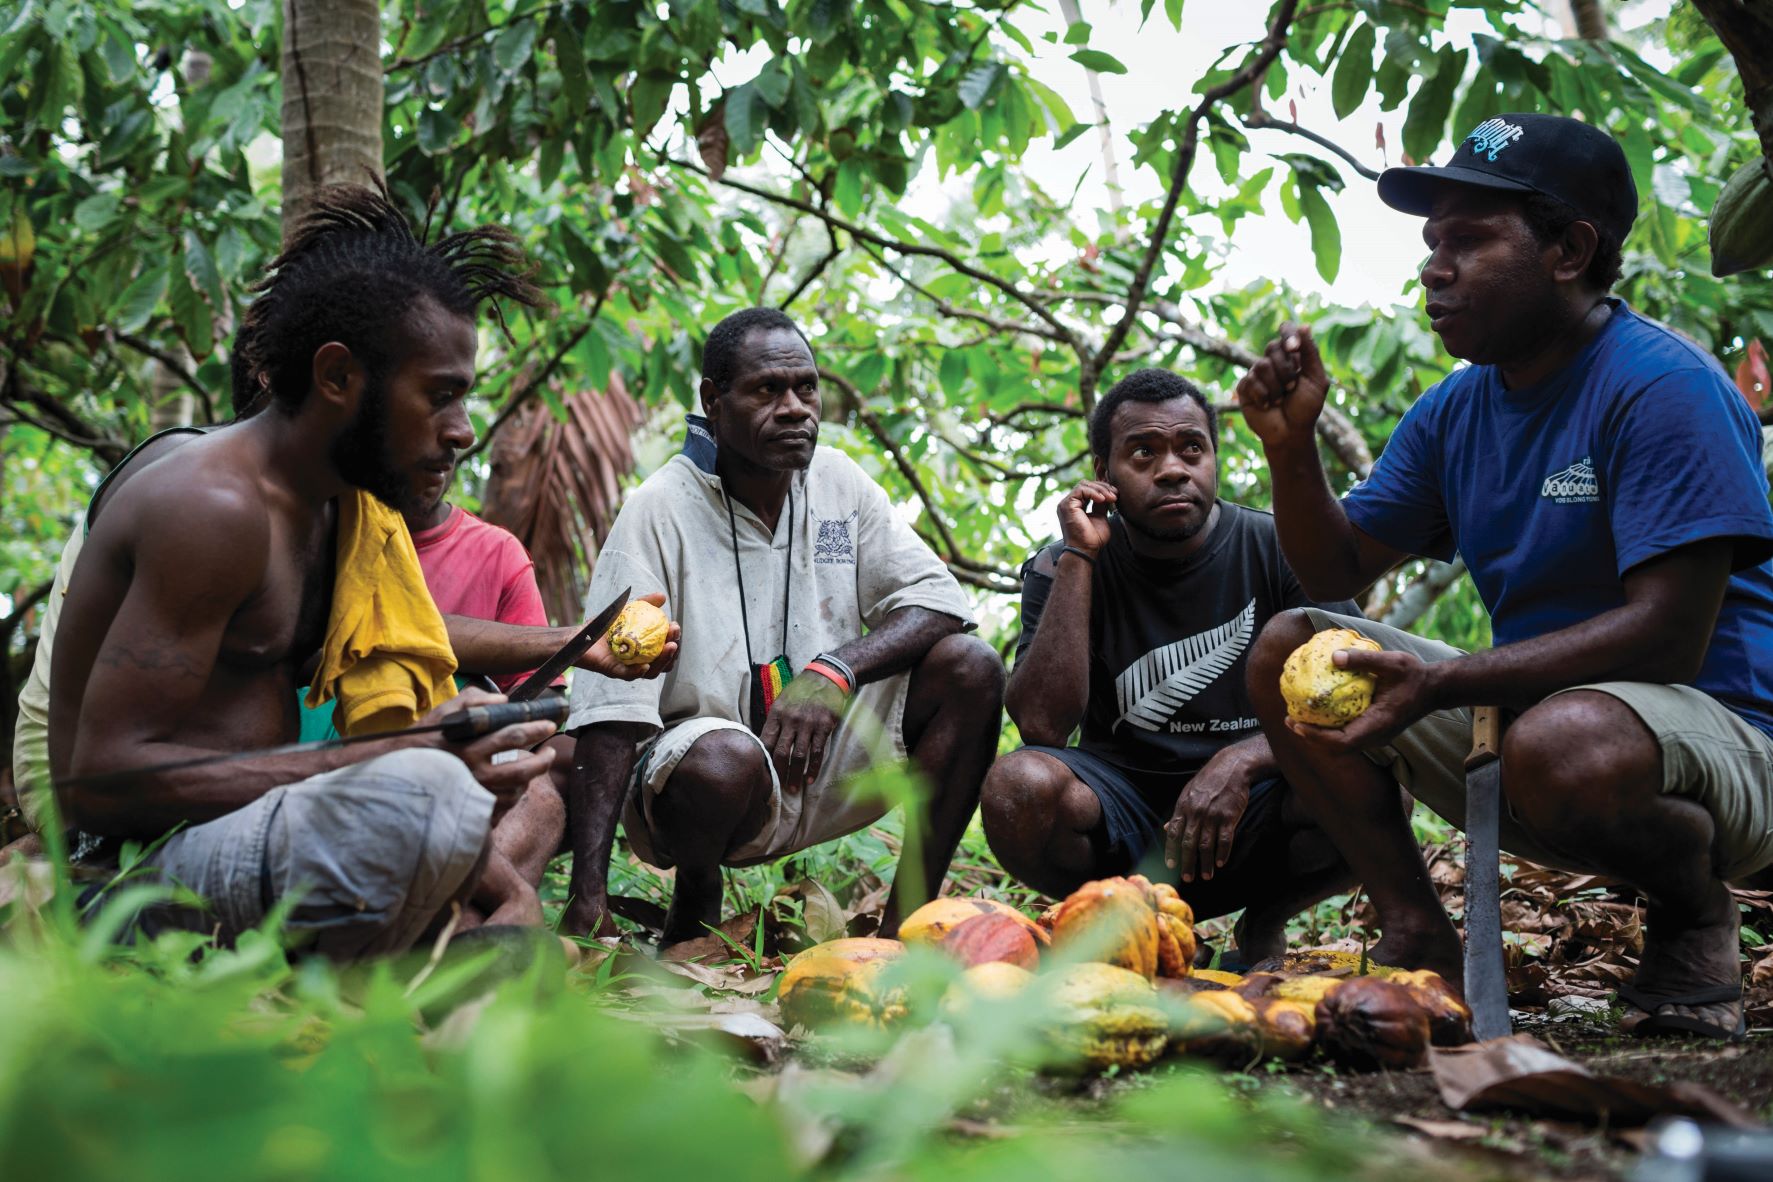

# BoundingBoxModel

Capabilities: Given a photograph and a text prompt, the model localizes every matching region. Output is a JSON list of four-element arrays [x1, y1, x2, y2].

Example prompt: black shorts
[[1018, 745, 1295, 923]]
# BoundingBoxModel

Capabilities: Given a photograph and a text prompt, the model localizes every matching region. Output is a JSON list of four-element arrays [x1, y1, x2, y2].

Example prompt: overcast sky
[[923, 0, 1675, 311]]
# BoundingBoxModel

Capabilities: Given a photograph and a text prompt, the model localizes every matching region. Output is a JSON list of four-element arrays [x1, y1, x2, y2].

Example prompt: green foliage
[[4, 0, 1773, 702]]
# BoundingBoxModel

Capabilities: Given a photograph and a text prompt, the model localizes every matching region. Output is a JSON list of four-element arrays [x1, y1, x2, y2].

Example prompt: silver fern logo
[[1114, 601, 1256, 732]]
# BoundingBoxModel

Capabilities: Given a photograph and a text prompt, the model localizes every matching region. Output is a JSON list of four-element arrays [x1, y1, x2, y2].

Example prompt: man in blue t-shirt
[[1235, 113, 1773, 1041]]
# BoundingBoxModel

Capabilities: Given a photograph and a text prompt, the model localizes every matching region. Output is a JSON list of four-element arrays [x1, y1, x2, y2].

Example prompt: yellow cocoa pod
[[605, 600, 670, 665], [778, 939, 907, 1030], [1279, 628, 1381, 727], [1045, 963, 1170, 1072], [1190, 969, 1246, 988]]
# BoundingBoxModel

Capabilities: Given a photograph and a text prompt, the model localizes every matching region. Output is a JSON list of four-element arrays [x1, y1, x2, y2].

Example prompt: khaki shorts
[[1302, 608, 1773, 881], [621, 670, 912, 869]]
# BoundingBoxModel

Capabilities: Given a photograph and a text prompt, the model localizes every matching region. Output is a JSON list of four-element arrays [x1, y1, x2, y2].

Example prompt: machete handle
[[1466, 705, 1503, 771], [439, 697, 569, 742]]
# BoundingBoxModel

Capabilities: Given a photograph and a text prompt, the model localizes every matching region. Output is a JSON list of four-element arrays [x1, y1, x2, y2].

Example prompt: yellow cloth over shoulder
[[305, 490, 457, 737]]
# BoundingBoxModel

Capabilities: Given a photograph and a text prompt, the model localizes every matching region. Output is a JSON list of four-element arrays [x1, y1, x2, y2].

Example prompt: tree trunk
[[280, 0, 384, 240], [1560, 0, 1609, 41], [1691, 0, 1773, 167], [1056, 0, 1124, 216]]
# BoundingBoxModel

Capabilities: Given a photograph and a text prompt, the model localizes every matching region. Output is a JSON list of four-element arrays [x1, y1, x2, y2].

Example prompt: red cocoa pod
[[1315, 977, 1431, 1071], [940, 912, 1041, 971]]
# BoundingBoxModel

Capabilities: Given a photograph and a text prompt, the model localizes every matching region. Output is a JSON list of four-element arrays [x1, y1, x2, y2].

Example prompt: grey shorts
[[135, 748, 493, 960], [1301, 609, 1773, 880], [623, 673, 912, 869]]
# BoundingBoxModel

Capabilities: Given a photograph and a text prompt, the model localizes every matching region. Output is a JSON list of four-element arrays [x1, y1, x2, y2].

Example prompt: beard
[[1123, 508, 1209, 544], [329, 379, 424, 517]]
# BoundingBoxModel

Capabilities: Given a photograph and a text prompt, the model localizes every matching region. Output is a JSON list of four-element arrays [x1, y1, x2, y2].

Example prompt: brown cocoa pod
[[1314, 977, 1431, 1071], [940, 912, 1041, 970], [1388, 970, 1474, 1046]]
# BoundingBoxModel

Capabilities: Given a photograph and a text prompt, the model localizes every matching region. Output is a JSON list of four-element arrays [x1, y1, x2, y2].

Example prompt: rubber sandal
[[1617, 982, 1747, 1043]]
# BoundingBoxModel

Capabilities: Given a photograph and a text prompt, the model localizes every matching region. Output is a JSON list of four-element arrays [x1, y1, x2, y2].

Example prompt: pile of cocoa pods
[[776, 876, 1473, 1074]]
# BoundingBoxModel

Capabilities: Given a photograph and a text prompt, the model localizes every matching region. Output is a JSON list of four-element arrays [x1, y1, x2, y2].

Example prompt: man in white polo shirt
[[562, 308, 1004, 945]]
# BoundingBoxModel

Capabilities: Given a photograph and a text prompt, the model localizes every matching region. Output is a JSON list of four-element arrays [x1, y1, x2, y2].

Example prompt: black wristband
[[1061, 545, 1097, 567]]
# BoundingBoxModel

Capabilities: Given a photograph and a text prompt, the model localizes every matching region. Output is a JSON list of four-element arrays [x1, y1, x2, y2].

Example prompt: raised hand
[[1058, 479, 1117, 558], [1234, 323, 1330, 451]]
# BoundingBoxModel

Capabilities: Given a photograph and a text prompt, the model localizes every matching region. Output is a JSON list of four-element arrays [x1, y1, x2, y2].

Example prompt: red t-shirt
[[411, 506, 560, 694]]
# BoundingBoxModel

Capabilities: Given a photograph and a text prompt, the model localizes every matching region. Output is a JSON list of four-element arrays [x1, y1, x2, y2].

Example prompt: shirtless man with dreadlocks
[[45, 184, 624, 958]]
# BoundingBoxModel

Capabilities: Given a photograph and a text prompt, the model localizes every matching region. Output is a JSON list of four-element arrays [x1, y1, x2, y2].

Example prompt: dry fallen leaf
[[1430, 1035, 1762, 1129]]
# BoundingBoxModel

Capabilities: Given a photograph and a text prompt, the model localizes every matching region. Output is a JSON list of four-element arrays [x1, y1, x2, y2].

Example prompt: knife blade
[[507, 587, 632, 701], [1464, 705, 1512, 1042]]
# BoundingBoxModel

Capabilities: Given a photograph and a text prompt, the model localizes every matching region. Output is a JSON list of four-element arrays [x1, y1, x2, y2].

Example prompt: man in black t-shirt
[[980, 369, 1359, 965]]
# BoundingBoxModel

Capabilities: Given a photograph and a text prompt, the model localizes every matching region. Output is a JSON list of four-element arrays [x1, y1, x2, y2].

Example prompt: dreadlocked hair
[[246, 179, 549, 413]]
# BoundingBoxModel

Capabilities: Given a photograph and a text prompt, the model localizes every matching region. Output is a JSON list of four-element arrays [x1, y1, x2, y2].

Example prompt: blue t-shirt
[[1343, 301, 1773, 738]]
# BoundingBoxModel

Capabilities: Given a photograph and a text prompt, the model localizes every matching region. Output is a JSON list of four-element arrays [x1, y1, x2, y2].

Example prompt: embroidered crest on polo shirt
[[1465, 117, 1524, 161], [1114, 600, 1256, 733], [1541, 456, 1600, 504], [814, 512, 858, 565]]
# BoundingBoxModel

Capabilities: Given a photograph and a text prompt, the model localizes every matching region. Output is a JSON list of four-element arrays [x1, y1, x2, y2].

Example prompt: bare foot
[[660, 864, 723, 948], [1368, 916, 1462, 982], [1231, 910, 1289, 967], [1620, 887, 1743, 1040]]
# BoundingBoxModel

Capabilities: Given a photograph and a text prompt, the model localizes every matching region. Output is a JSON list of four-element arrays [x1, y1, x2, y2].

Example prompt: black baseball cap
[[1377, 112, 1637, 243]]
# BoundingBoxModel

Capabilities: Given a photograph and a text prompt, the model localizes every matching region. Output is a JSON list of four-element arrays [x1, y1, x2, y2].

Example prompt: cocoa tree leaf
[[1331, 22, 1374, 121]]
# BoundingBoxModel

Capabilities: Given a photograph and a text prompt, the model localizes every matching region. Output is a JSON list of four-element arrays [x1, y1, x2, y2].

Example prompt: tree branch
[[1242, 110, 1382, 181], [938, 431, 1089, 481], [779, 224, 841, 311], [1, 366, 127, 464], [387, 1, 574, 72], [0, 578, 53, 638], [822, 367, 1019, 589], [1379, 558, 1468, 632], [665, 154, 1087, 353], [113, 333, 217, 423], [860, 243, 1070, 343], [461, 294, 604, 461], [985, 401, 1084, 427], [1090, 0, 1300, 399]]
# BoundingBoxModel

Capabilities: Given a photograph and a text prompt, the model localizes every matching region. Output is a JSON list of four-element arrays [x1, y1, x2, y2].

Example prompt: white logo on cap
[[1465, 117, 1524, 161]]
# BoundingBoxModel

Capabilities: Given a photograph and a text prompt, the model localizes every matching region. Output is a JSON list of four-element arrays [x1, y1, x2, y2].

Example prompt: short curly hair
[[1522, 192, 1624, 292], [1089, 368, 1216, 462], [702, 307, 812, 392]]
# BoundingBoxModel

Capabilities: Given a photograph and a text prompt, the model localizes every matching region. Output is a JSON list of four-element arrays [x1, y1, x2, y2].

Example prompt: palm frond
[[480, 373, 643, 623]]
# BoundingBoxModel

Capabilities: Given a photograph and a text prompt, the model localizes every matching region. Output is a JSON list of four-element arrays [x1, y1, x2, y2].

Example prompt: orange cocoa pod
[[940, 912, 1041, 971], [1049, 877, 1160, 979]]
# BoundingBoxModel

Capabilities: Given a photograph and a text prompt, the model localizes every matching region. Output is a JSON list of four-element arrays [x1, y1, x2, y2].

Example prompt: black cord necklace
[[726, 487, 794, 732]]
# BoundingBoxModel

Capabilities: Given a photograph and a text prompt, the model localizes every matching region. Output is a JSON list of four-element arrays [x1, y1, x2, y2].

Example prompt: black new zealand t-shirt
[[1015, 500, 1361, 779]]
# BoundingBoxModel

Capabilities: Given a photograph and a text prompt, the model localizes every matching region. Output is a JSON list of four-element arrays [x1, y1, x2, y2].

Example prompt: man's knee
[[274, 748, 492, 957], [1501, 691, 1659, 837], [667, 729, 771, 805], [917, 632, 1006, 703], [980, 750, 1072, 852], [1247, 609, 1317, 695]]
